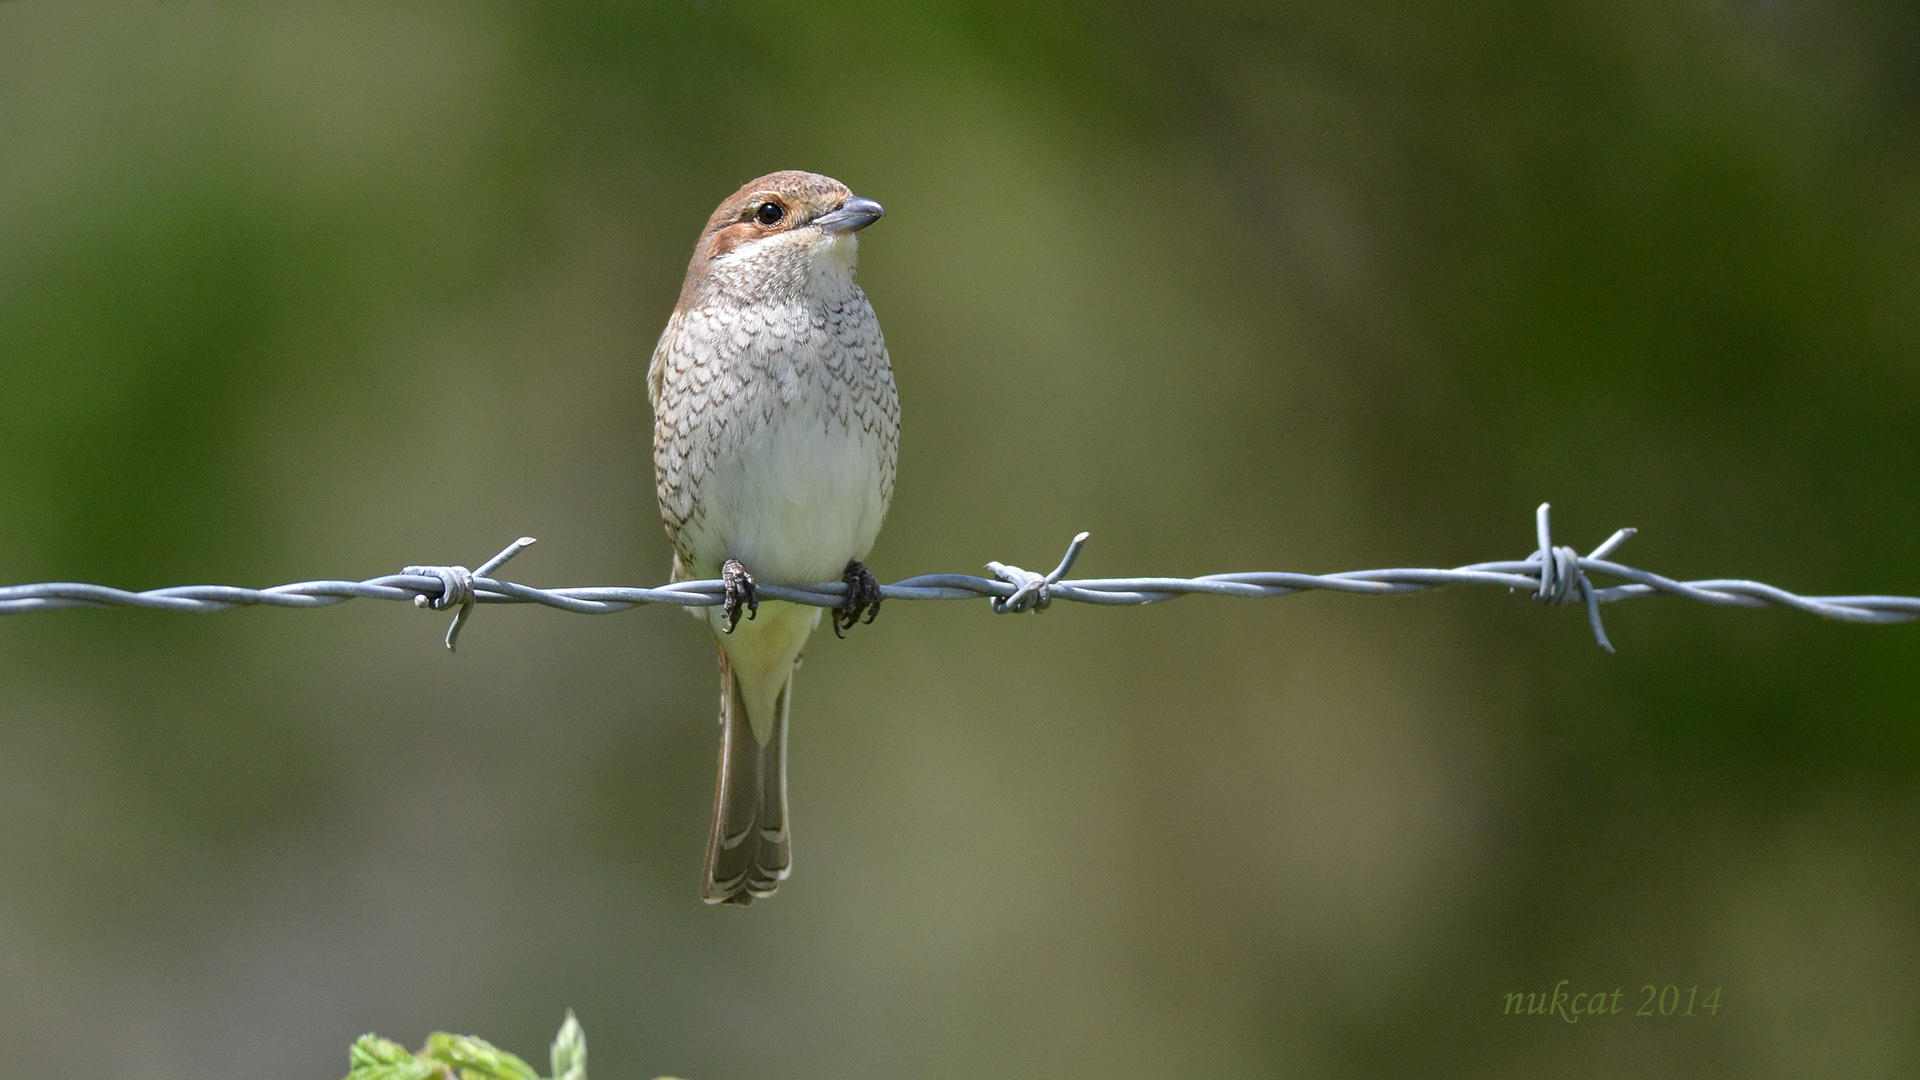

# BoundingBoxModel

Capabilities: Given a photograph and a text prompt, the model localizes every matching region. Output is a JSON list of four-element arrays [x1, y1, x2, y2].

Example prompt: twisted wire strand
[[2, 505, 1915, 652]]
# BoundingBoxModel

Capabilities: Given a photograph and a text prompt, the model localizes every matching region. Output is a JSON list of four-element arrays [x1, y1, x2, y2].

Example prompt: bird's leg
[[721, 559, 758, 634], [833, 560, 883, 638]]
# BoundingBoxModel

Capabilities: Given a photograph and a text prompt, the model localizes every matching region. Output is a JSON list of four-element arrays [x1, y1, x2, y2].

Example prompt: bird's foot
[[721, 559, 758, 634], [833, 560, 883, 638]]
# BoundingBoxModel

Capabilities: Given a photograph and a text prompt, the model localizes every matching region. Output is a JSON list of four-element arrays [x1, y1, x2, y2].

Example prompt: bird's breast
[[654, 293, 899, 585]]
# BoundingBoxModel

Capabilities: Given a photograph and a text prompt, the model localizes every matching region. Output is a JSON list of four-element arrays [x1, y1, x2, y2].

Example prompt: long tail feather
[[702, 646, 792, 905]]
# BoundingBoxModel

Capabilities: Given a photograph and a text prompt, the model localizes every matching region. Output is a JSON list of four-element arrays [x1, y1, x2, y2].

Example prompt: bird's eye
[[755, 201, 784, 226]]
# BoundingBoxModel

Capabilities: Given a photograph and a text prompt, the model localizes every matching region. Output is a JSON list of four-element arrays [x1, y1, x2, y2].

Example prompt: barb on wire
[[2, 505, 1916, 653], [404, 536, 536, 651]]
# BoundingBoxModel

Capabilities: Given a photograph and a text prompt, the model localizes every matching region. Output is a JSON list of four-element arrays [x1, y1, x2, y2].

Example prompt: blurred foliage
[[345, 1012, 597, 1080], [1, 1, 1918, 1078]]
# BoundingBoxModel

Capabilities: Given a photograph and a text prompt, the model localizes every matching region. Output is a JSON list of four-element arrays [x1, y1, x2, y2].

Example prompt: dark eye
[[756, 201, 784, 226]]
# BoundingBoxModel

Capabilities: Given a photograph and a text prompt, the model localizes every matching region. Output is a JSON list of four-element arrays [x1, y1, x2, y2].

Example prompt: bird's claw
[[722, 559, 758, 634], [833, 560, 883, 638]]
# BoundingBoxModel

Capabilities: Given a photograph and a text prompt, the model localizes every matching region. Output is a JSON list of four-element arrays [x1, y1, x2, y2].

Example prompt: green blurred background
[[2, 1, 1918, 1077]]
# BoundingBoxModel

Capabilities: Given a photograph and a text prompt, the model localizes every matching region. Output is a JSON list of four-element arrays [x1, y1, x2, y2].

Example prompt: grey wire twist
[[2, 504, 1915, 652]]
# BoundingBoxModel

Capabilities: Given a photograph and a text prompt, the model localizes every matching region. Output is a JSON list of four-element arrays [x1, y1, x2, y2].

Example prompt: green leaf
[[345, 1034, 440, 1080], [421, 1032, 540, 1080], [550, 1011, 587, 1080]]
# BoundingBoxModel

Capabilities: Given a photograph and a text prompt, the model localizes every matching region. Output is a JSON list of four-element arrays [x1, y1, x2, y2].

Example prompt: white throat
[[706, 231, 860, 307]]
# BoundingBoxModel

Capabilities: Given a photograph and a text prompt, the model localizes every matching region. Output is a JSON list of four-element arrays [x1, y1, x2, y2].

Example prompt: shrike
[[649, 171, 898, 904]]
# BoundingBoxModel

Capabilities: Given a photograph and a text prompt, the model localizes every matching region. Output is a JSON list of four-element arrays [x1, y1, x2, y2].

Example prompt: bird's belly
[[688, 400, 891, 585]]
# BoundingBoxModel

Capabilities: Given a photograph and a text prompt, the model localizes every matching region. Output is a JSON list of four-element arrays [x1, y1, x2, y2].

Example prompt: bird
[[648, 171, 899, 905]]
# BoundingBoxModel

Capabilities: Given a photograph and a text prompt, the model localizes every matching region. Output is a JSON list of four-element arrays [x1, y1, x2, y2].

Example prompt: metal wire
[[2, 504, 1915, 653]]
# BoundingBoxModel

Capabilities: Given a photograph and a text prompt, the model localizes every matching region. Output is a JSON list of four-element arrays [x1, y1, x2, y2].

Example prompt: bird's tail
[[702, 644, 793, 904]]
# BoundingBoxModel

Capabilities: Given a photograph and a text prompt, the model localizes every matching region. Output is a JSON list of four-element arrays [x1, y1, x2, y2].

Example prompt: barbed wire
[[1, 505, 1915, 653]]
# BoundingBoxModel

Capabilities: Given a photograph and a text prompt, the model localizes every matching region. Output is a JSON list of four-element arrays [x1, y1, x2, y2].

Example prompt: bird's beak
[[812, 195, 885, 235]]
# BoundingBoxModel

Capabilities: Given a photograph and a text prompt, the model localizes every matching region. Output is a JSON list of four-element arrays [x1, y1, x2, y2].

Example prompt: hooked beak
[[812, 195, 885, 235]]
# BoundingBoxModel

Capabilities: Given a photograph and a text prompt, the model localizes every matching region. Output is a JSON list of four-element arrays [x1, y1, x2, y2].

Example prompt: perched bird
[[648, 171, 899, 904]]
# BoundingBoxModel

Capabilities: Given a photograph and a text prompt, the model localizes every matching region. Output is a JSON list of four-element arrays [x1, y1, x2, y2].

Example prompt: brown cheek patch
[[705, 222, 760, 259], [705, 202, 801, 258]]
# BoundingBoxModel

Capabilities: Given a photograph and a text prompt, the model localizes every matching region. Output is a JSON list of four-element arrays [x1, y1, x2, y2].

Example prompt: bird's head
[[677, 170, 885, 308]]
